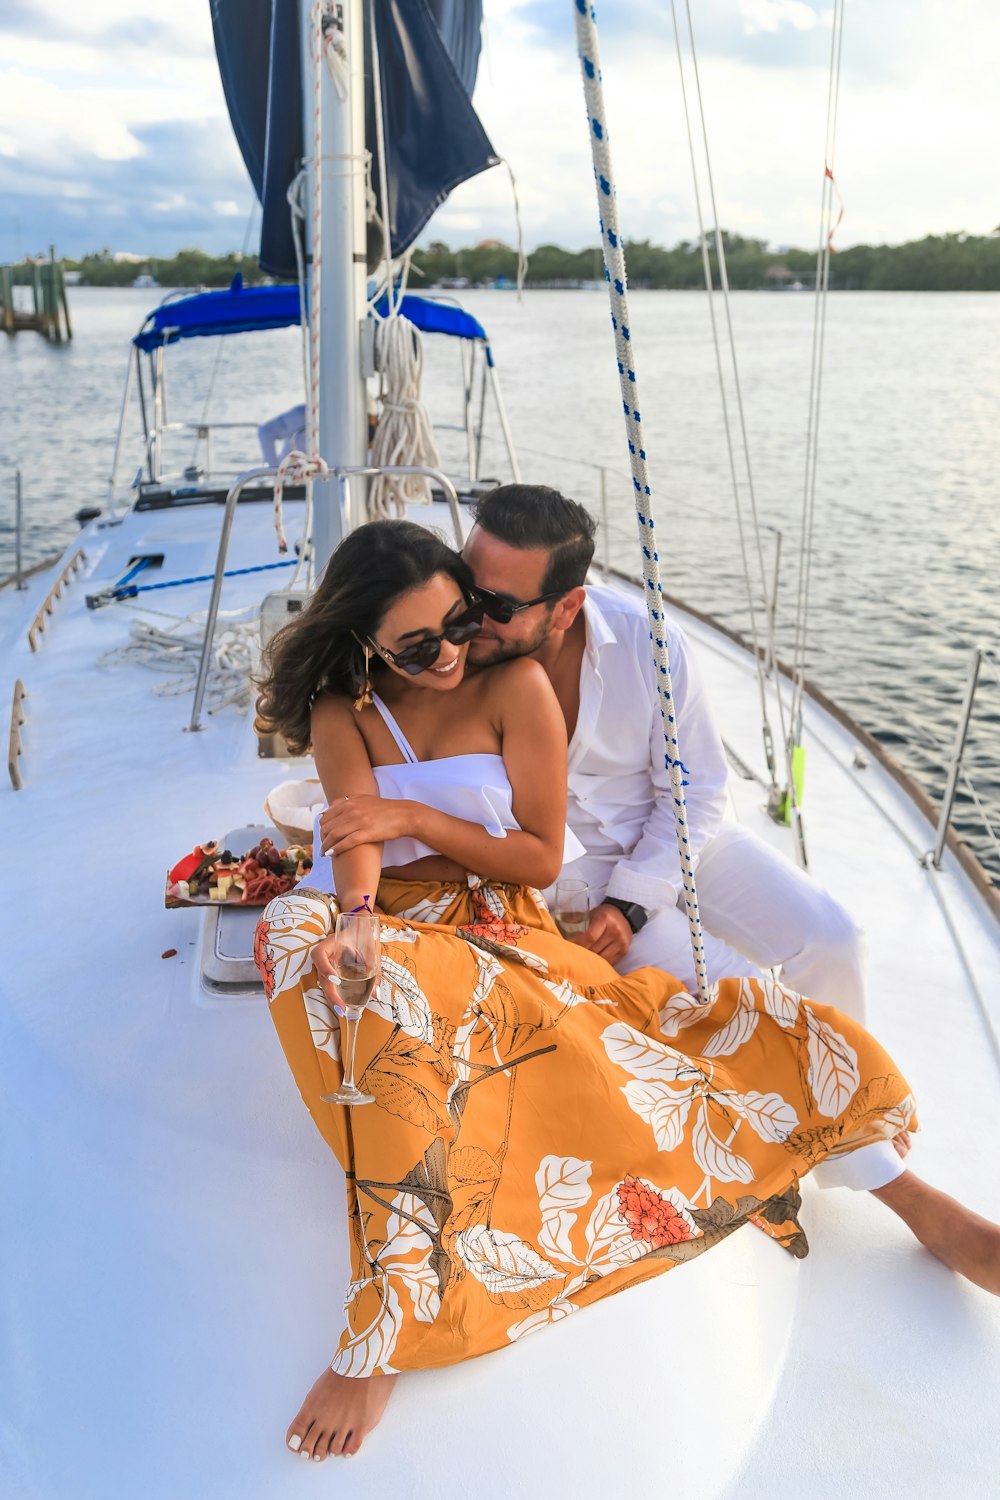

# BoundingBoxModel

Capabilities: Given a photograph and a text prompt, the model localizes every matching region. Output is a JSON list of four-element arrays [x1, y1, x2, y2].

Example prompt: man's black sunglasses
[[472, 585, 566, 625], [367, 600, 485, 675]]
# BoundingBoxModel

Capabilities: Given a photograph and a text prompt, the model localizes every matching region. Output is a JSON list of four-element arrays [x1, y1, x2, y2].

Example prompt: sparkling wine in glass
[[320, 910, 380, 1106], [554, 879, 590, 939]]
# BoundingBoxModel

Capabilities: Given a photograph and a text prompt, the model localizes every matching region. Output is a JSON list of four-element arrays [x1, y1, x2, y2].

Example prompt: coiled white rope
[[573, 0, 709, 1000], [98, 606, 259, 715], [367, 316, 443, 517]]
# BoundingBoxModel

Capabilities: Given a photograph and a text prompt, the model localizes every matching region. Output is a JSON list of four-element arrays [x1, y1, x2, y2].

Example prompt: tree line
[[64, 230, 1000, 292], [411, 231, 1000, 291], [64, 249, 268, 288]]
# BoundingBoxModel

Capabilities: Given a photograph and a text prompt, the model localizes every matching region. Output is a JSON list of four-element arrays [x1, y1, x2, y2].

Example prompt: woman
[[253, 519, 998, 1464]]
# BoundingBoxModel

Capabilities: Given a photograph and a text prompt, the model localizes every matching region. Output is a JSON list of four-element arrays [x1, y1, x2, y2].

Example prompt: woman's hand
[[319, 795, 419, 856], [311, 933, 343, 987]]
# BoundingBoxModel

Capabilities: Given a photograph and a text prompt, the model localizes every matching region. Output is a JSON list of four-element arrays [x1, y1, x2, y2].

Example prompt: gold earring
[[353, 643, 374, 711]]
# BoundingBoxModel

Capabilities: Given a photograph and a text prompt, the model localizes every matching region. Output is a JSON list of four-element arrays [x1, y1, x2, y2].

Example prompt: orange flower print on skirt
[[617, 1175, 699, 1249], [255, 878, 916, 1375]]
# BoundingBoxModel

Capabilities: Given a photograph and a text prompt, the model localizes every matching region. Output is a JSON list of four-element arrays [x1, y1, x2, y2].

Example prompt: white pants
[[811, 1139, 906, 1192], [564, 821, 868, 1022]]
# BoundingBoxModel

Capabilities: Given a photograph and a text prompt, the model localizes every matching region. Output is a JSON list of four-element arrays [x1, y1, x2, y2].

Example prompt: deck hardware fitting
[[7, 679, 26, 790], [27, 548, 86, 650]]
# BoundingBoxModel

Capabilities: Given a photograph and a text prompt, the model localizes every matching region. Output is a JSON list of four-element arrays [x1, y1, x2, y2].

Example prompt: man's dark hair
[[473, 484, 597, 594]]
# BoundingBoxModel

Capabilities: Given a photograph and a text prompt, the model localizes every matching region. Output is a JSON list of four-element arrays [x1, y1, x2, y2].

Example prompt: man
[[463, 483, 866, 1017]]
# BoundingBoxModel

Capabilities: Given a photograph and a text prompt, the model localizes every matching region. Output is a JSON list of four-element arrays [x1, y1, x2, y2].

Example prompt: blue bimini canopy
[[133, 284, 488, 353], [133, 284, 299, 352], [372, 294, 486, 343]]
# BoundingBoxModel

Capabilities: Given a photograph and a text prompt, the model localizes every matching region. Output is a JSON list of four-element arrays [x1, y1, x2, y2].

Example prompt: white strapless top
[[306, 694, 584, 894]]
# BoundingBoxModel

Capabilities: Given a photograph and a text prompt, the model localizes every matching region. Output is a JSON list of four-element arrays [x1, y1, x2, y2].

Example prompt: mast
[[300, 0, 368, 573]]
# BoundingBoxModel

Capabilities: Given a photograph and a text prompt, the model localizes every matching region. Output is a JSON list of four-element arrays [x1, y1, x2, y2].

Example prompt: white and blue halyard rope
[[573, 0, 710, 1000]]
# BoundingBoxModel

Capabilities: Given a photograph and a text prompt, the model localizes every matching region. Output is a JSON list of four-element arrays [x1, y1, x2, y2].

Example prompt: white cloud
[[434, 212, 484, 232], [442, 0, 1000, 251], [0, 0, 997, 257], [152, 193, 196, 214], [0, 68, 145, 163], [739, 1, 829, 35]]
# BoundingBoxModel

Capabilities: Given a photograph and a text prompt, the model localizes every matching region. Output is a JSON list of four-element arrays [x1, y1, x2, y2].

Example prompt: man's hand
[[573, 902, 632, 964], [319, 795, 416, 856]]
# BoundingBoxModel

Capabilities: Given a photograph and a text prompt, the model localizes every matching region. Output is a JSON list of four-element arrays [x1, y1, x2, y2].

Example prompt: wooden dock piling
[[0, 251, 72, 340]]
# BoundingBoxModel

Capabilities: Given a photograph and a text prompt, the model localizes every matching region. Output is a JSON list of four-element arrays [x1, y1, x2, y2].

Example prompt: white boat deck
[[2, 497, 998, 1499]]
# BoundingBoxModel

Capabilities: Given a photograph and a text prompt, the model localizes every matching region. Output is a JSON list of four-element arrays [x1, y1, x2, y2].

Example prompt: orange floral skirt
[[254, 877, 916, 1376]]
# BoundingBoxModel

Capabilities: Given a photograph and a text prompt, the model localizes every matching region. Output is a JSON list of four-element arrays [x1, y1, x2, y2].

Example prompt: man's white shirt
[[559, 583, 730, 912]]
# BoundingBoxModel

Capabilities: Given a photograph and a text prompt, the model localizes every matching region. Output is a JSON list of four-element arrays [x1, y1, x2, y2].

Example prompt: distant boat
[[132, 272, 159, 289]]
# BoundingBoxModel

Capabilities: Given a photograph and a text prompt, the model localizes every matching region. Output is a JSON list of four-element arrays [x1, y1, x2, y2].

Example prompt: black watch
[[603, 897, 649, 934]]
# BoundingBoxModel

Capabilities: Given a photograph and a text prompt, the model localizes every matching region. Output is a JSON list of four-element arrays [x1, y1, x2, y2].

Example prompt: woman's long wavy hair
[[255, 520, 474, 753]]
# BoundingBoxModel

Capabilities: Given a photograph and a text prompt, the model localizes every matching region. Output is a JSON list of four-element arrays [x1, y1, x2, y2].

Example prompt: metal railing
[[930, 646, 1000, 872], [150, 420, 264, 488], [188, 462, 465, 732]]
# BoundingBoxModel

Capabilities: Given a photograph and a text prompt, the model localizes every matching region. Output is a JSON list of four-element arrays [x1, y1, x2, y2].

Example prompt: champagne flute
[[553, 879, 590, 939], [320, 910, 380, 1106]]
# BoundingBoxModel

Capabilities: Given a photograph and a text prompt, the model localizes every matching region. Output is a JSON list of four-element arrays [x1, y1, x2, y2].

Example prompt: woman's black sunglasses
[[472, 585, 566, 625], [367, 600, 485, 675]]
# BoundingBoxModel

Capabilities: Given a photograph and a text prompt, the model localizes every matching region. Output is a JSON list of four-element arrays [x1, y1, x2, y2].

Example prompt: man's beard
[[465, 618, 552, 671]]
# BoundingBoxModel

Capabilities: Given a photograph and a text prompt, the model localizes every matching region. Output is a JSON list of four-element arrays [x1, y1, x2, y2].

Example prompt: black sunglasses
[[367, 600, 485, 675], [473, 585, 566, 624]]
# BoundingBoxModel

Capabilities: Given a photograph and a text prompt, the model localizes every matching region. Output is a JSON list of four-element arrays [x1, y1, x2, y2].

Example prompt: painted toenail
[[300, 1449, 311, 1459], [314, 1454, 324, 1462], [288, 1435, 302, 1451]]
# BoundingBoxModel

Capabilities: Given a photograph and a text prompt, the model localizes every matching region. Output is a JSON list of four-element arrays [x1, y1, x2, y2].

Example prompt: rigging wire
[[365, 0, 442, 519], [368, 0, 396, 319], [187, 199, 259, 474], [790, 0, 847, 753], [669, 0, 792, 805], [499, 158, 529, 299]]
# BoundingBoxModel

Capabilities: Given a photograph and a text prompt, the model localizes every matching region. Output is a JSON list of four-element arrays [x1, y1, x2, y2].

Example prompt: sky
[[0, 0, 997, 261]]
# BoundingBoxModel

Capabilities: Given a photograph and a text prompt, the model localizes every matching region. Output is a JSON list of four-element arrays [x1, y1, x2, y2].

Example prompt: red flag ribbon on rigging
[[825, 163, 845, 253]]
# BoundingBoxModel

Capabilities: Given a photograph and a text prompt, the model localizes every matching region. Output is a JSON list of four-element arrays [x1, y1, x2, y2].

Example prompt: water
[[2, 286, 998, 880]]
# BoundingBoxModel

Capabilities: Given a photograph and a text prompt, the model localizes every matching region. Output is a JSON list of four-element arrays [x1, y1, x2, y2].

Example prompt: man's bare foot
[[286, 1366, 398, 1461], [891, 1129, 912, 1160], [873, 1171, 1000, 1295]]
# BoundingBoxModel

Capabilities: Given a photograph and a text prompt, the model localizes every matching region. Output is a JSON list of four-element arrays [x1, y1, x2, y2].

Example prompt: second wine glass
[[553, 879, 590, 939]]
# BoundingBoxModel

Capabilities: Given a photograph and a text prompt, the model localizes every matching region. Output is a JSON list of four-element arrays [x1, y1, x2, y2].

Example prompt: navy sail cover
[[210, 0, 497, 278]]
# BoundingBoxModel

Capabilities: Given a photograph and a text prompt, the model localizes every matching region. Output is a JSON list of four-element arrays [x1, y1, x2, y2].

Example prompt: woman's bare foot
[[891, 1129, 912, 1160], [873, 1171, 1000, 1295], [286, 1366, 398, 1461]]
